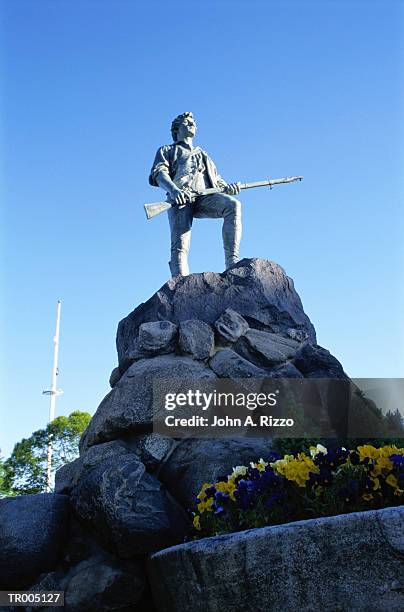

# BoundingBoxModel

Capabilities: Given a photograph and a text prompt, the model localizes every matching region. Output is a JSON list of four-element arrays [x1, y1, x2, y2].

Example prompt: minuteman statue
[[149, 112, 241, 277]]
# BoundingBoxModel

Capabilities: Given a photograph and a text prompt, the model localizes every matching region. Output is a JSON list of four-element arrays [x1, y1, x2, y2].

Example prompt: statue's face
[[176, 115, 197, 141]]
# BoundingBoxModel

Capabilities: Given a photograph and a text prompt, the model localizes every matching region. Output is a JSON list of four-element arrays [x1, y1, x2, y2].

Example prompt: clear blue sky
[[1, 0, 403, 457]]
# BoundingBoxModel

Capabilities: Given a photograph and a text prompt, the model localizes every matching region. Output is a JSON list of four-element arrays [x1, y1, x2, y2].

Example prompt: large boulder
[[137, 321, 178, 354], [148, 506, 404, 612], [70, 455, 189, 557], [209, 348, 268, 379], [116, 259, 316, 366], [109, 366, 122, 388], [179, 320, 215, 360], [55, 458, 82, 495], [0, 493, 69, 588], [28, 544, 146, 612], [292, 342, 347, 378], [124, 432, 176, 471], [57, 437, 177, 495], [214, 308, 249, 343], [55, 439, 133, 494], [64, 557, 145, 612], [62, 515, 109, 568], [234, 329, 300, 367], [80, 355, 216, 452]]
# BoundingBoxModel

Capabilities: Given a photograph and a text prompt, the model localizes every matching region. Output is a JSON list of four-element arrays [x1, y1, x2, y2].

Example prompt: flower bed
[[191, 443, 404, 538]]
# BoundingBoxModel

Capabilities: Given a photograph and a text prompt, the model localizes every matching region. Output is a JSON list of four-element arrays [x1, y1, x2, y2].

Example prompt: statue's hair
[[171, 112, 194, 142]]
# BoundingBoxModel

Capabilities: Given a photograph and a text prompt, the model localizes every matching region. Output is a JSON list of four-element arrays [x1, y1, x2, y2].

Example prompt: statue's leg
[[194, 193, 242, 269], [167, 204, 193, 277]]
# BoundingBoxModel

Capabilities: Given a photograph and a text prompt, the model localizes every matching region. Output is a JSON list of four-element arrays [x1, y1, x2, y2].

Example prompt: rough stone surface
[[56, 440, 132, 493], [234, 329, 300, 367], [109, 366, 122, 388], [80, 439, 131, 469], [138, 321, 178, 354], [28, 549, 146, 612], [0, 493, 69, 589], [80, 356, 216, 452], [55, 458, 83, 495], [125, 433, 175, 471], [158, 438, 273, 508], [70, 455, 189, 557], [116, 259, 316, 366], [148, 506, 404, 612], [28, 566, 68, 593], [179, 319, 214, 359], [62, 516, 108, 568], [64, 557, 145, 612], [286, 327, 309, 342], [61, 433, 174, 485], [293, 342, 347, 378], [214, 308, 249, 343], [378, 506, 404, 554], [268, 362, 304, 378], [209, 348, 268, 379]]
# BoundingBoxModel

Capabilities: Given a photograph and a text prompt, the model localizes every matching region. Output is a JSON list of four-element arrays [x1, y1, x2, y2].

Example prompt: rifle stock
[[144, 176, 303, 220], [144, 201, 172, 220]]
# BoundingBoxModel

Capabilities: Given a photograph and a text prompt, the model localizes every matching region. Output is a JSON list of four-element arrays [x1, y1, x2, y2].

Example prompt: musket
[[144, 176, 303, 220]]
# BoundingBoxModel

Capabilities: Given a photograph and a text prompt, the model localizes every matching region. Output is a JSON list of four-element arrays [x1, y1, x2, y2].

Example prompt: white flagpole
[[43, 300, 63, 492]]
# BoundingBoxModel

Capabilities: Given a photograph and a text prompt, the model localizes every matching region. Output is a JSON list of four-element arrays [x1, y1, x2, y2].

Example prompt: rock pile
[[0, 259, 348, 610]]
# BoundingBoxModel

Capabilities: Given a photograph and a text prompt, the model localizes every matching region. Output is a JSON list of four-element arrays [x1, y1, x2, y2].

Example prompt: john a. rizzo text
[[164, 415, 294, 428]]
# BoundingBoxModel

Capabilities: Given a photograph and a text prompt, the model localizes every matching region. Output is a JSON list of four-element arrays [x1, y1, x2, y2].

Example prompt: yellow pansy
[[297, 452, 317, 465], [378, 446, 399, 458], [371, 457, 393, 477], [205, 497, 214, 511], [357, 445, 379, 461], [371, 477, 380, 491], [385, 474, 404, 496], [193, 515, 201, 531], [274, 455, 318, 487], [197, 482, 213, 502], [386, 474, 398, 489], [197, 497, 214, 513], [216, 480, 237, 500]]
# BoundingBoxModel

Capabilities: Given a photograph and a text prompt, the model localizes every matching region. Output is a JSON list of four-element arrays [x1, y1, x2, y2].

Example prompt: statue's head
[[171, 112, 196, 142]]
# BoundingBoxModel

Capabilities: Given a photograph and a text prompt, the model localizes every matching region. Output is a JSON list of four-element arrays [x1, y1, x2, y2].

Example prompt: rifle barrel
[[240, 176, 303, 190]]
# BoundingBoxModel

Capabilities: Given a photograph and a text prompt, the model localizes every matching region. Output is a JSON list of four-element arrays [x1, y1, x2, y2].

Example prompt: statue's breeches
[[167, 193, 242, 277]]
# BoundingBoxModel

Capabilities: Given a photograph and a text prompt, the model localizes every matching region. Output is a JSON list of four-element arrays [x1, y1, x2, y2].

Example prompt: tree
[[2, 411, 91, 495], [0, 455, 15, 498], [384, 408, 404, 436]]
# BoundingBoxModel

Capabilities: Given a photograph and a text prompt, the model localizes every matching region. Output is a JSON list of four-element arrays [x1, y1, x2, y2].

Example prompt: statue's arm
[[155, 170, 178, 196], [149, 146, 187, 206], [149, 146, 172, 186]]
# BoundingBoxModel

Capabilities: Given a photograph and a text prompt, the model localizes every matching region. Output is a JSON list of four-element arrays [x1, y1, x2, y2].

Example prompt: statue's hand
[[225, 182, 241, 196], [170, 187, 192, 206]]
